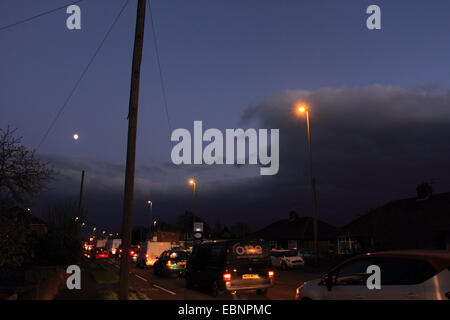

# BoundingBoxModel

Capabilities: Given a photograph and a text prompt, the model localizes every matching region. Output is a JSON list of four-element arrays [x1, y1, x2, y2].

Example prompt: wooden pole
[[119, 0, 146, 300]]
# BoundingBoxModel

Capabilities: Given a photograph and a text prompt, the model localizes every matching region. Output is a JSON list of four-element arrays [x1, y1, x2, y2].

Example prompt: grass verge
[[90, 268, 119, 284]]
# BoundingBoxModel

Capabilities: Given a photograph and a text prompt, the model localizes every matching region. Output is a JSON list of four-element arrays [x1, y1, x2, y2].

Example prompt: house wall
[[269, 239, 335, 254], [301, 240, 333, 254], [154, 231, 182, 242]]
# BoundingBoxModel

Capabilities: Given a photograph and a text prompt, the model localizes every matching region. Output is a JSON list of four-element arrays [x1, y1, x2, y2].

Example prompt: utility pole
[[119, 0, 146, 300], [306, 112, 319, 266], [77, 170, 85, 219]]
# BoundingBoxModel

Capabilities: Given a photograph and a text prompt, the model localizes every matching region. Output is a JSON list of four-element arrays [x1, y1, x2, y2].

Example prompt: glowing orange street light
[[147, 200, 153, 238], [297, 105, 306, 113], [188, 179, 197, 241], [189, 179, 196, 197], [295, 103, 319, 265]]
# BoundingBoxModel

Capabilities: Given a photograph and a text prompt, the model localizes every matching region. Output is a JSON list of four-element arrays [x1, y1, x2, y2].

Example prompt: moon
[[73, 134, 79, 140]]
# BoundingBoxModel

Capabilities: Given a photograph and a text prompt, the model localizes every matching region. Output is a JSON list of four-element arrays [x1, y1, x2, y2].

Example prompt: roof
[[252, 216, 337, 241], [368, 249, 450, 260], [340, 192, 450, 248]]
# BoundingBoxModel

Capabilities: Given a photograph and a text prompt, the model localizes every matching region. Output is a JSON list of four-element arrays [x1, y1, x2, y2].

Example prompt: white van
[[106, 239, 122, 255], [137, 241, 172, 268]]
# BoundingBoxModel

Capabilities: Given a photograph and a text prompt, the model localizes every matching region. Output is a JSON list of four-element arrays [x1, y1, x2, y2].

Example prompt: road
[[96, 257, 324, 300]]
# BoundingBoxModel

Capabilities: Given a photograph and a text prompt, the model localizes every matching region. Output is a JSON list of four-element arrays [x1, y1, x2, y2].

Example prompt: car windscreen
[[228, 241, 269, 262]]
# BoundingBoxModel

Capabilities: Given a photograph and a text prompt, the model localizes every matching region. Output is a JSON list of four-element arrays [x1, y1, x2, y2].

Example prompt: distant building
[[252, 214, 337, 254], [152, 230, 183, 243], [339, 191, 450, 252]]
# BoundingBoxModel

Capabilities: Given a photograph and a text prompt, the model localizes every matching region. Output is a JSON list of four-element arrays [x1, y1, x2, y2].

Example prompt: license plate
[[242, 274, 259, 279], [178, 261, 186, 265]]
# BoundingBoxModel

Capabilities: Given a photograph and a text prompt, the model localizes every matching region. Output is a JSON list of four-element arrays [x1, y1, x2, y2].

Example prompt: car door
[[324, 258, 375, 300], [364, 257, 430, 300], [271, 252, 281, 267]]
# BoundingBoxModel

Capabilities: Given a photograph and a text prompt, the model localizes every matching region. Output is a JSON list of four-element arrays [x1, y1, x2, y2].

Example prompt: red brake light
[[223, 273, 232, 281], [119, 249, 122, 253], [130, 250, 135, 256], [268, 271, 274, 278], [166, 260, 172, 266]]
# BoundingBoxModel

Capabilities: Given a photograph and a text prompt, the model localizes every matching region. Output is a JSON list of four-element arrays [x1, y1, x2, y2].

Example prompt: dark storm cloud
[[34, 86, 450, 230], [241, 85, 450, 222]]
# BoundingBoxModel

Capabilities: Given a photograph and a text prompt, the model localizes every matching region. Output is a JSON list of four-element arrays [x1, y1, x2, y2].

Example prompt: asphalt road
[[96, 258, 324, 300]]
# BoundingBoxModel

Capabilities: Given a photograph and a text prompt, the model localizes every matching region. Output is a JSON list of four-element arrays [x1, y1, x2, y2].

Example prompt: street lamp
[[188, 178, 197, 243], [296, 104, 319, 265], [189, 178, 196, 197], [147, 200, 153, 239]]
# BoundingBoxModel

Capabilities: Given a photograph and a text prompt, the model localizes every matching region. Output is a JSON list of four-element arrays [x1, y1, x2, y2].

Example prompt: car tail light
[[223, 273, 232, 281], [166, 260, 172, 267], [145, 254, 149, 258], [130, 250, 135, 256], [119, 249, 123, 253], [268, 271, 274, 278]]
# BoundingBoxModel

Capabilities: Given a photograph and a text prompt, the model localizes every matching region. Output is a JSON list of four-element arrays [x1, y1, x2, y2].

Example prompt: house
[[339, 191, 450, 252], [252, 212, 337, 254], [150, 221, 183, 243]]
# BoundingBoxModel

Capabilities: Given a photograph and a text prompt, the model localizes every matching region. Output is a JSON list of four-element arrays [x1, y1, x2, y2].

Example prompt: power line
[[147, 0, 185, 184], [36, 0, 130, 150], [0, 0, 85, 32], [147, 0, 172, 133]]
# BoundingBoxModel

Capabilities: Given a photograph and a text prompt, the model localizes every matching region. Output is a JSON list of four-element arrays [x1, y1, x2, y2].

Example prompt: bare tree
[[0, 127, 53, 209]]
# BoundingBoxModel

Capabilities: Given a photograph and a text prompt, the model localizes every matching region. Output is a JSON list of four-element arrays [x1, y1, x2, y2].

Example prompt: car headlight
[[296, 282, 306, 299]]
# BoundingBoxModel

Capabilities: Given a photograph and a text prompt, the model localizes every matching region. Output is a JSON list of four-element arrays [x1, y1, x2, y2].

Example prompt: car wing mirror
[[322, 275, 335, 291]]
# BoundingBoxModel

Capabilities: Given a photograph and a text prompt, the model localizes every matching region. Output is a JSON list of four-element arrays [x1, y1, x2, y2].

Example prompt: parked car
[[295, 250, 450, 300], [137, 241, 172, 268], [185, 240, 275, 297], [93, 247, 109, 259], [153, 250, 190, 277], [270, 249, 305, 269]]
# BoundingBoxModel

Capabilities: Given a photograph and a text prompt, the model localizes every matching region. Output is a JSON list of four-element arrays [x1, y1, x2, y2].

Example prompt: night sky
[[1, 0, 450, 233]]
